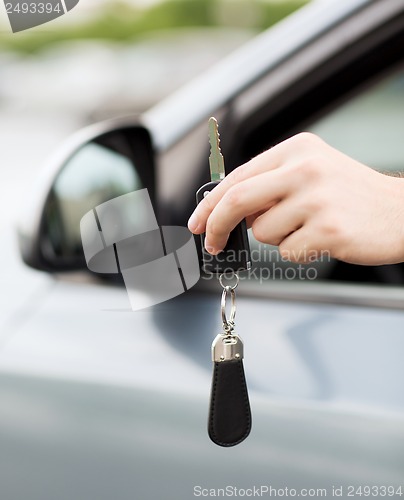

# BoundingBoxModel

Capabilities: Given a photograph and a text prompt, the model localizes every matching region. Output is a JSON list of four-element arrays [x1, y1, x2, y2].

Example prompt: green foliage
[[0, 0, 309, 55], [259, 0, 310, 29], [140, 0, 215, 31]]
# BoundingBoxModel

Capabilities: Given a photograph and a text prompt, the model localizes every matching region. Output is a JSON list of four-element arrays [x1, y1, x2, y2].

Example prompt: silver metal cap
[[212, 334, 244, 362]]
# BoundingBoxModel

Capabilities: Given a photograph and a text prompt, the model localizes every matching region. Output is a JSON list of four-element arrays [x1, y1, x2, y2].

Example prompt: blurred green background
[[0, 0, 308, 54]]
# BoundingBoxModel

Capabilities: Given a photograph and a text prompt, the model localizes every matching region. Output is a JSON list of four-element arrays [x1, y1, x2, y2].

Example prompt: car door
[[1, 1, 404, 500]]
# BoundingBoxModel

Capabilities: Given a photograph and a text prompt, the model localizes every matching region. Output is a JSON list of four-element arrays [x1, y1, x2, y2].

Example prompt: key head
[[196, 118, 252, 274], [196, 181, 252, 274], [208, 117, 225, 182]]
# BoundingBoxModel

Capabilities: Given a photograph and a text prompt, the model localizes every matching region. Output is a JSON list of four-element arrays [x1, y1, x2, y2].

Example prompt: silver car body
[[1, 1, 404, 499]]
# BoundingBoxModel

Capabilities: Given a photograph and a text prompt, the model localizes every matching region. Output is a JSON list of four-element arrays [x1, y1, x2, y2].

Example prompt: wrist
[[385, 175, 404, 264]]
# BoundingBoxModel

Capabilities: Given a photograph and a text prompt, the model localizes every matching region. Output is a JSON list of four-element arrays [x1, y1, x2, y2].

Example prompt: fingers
[[251, 197, 305, 246], [245, 211, 266, 229], [188, 138, 292, 234], [278, 225, 332, 263], [204, 169, 294, 253], [187, 132, 328, 256], [188, 132, 324, 235]]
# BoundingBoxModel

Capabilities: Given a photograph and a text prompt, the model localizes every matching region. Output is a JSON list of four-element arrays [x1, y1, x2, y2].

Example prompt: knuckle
[[206, 214, 227, 240], [223, 184, 244, 209], [300, 190, 328, 214], [251, 219, 266, 243], [278, 241, 294, 261], [230, 164, 248, 184], [315, 215, 349, 251], [252, 219, 281, 246], [292, 132, 322, 148], [289, 157, 323, 181], [288, 133, 326, 178], [319, 217, 343, 238], [278, 241, 310, 263]]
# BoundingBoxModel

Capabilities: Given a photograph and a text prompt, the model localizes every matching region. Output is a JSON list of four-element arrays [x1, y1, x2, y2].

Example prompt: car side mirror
[[18, 118, 155, 273]]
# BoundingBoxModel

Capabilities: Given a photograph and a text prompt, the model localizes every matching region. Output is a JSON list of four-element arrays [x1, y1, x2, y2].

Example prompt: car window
[[246, 64, 404, 285], [308, 65, 404, 174]]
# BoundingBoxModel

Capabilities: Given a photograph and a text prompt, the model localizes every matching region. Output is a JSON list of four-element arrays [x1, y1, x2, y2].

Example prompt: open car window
[[308, 65, 404, 174], [245, 63, 404, 286]]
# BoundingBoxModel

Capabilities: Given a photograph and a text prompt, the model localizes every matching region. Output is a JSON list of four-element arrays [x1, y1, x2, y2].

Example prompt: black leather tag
[[208, 359, 252, 447]]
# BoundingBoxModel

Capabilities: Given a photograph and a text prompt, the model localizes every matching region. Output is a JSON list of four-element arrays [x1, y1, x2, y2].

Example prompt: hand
[[188, 132, 404, 265]]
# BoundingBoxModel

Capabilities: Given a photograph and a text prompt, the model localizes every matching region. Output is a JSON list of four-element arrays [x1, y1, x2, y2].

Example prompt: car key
[[196, 119, 252, 447], [196, 117, 251, 275]]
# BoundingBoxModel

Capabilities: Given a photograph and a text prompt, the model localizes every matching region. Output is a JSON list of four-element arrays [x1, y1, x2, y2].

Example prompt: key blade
[[208, 117, 225, 182]]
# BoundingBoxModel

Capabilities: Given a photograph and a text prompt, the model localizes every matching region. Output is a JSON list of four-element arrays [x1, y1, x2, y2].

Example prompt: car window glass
[[246, 65, 404, 284], [308, 65, 404, 174]]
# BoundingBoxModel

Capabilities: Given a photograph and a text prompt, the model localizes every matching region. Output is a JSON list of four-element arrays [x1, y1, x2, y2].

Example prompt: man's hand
[[188, 132, 404, 265]]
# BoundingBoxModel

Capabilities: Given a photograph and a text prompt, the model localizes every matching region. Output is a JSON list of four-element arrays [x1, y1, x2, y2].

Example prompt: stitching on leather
[[208, 362, 219, 441], [209, 361, 251, 447], [238, 359, 252, 439]]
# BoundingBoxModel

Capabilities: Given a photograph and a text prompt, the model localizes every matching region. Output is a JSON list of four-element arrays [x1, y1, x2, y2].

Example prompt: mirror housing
[[18, 117, 156, 273]]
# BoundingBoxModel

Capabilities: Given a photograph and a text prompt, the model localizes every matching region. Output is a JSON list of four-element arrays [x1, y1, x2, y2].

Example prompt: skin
[[188, 132, 404, 265]]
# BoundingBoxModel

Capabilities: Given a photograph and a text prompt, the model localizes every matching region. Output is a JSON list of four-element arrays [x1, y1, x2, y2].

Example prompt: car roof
[[142, 0, 382, 151]]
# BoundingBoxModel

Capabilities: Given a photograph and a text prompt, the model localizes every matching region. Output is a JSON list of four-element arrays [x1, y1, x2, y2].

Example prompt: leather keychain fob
[[208, 329, 252, 447], [208, 278, 252, 447]]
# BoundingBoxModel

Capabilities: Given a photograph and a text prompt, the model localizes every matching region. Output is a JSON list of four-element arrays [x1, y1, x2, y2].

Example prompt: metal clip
[[221, 285, 236, 333], [212, 333, 244, 362]]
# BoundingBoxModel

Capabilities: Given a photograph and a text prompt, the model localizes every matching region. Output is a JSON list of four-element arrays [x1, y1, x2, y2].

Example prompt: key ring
[[219, 271, 239, 291], [221, 285, 236, 332]]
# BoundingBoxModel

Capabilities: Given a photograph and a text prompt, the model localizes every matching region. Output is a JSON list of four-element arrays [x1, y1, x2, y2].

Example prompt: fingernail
[[188, 213, 200, 232]]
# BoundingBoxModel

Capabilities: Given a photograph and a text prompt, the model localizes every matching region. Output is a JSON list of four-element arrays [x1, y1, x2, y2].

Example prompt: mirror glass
[[42, 128, 150, 268]]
